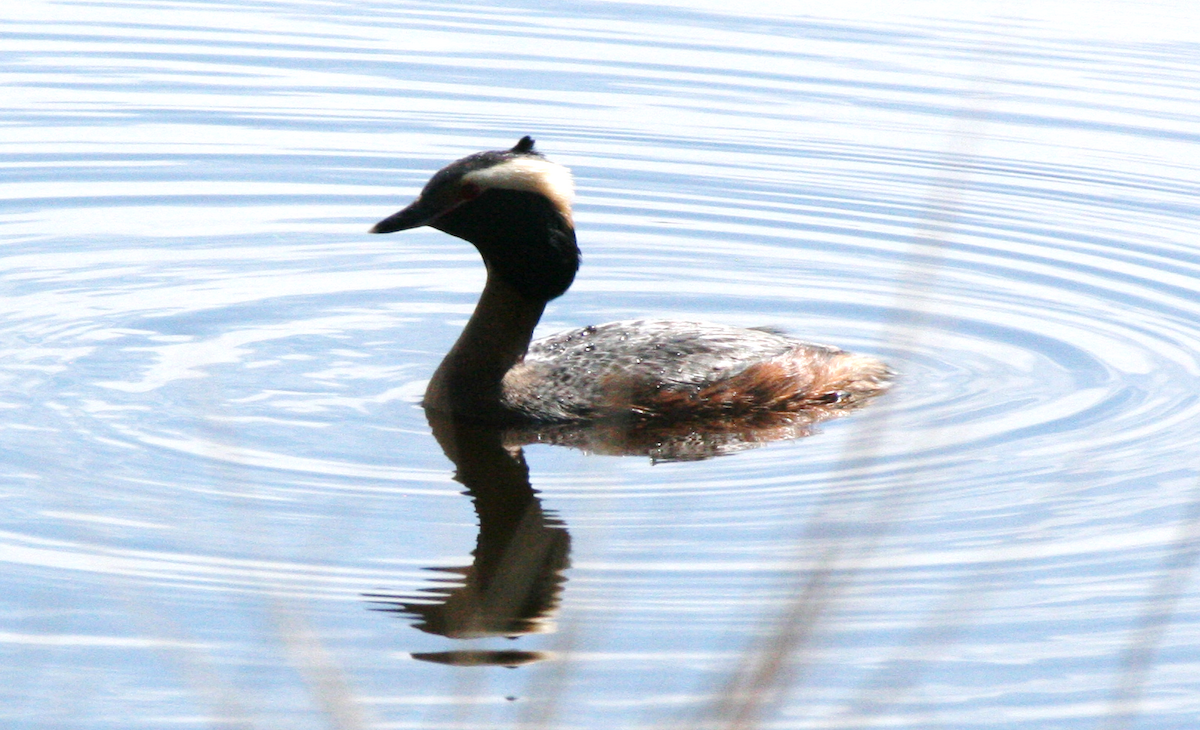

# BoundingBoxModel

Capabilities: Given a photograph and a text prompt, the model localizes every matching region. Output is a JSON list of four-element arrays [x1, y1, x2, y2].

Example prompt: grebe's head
[[370, 136, 580, 302]]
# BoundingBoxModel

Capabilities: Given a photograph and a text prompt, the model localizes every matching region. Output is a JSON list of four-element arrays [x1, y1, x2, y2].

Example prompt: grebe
[[371, 136, 891, 424]]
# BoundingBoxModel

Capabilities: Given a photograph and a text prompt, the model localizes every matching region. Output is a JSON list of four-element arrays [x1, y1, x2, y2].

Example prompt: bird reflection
[[502, 407, 839, 462], [368, 399, 880, 667], [366, 410, 571, 656], [410, 650, 552, 668]]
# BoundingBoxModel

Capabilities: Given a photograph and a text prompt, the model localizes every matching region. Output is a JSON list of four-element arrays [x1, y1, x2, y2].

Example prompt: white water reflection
[[3, 1, 1200, 729]]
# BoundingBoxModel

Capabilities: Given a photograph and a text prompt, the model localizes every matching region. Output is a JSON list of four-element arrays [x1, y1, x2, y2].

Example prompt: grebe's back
[[503, 319, 890, 422]]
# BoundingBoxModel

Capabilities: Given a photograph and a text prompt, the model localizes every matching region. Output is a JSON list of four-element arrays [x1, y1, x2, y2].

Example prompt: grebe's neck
[[424, 274, 545, 419]]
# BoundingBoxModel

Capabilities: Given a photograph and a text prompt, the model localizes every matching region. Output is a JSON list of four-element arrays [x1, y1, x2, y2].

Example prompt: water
[[3, 1, 1200, 728]]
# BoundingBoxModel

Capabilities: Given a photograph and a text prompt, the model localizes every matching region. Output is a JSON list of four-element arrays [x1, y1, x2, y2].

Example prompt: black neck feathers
[[431, 189, 580, 302]]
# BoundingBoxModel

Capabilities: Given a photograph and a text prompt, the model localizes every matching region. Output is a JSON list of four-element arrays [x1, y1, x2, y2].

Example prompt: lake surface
[[3, 1, 1200, 728]]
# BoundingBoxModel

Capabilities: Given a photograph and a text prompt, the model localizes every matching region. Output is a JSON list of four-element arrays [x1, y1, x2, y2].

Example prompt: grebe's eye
[[459, 181, 482, 201]]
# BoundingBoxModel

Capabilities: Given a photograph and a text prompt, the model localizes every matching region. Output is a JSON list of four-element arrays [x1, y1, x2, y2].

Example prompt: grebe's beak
[[369, 196, 438, 234]]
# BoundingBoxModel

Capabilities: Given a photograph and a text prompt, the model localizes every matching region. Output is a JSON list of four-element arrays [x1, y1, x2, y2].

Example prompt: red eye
[[459, 182, 481, 201]]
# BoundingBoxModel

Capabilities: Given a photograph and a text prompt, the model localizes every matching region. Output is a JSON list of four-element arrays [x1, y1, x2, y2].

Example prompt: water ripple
[[3, 2, 1200, 728]]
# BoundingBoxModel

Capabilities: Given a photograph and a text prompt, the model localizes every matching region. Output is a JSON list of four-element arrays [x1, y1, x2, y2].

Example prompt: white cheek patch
[[463, 157, 575, 223]]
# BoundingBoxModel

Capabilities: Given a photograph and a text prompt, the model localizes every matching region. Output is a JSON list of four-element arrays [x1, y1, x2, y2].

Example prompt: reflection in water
[[503, 403, 866, 462], [367, 411, 572, 644], [411, 650, 553, 668], [370, 393, 885, 662]]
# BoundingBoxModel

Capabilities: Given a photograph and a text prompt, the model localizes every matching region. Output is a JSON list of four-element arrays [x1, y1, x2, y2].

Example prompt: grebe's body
[[503, 319, 886, 422], [372, 137, 890, 424]]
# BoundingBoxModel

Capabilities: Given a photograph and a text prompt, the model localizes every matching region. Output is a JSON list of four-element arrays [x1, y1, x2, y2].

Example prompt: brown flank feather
[[601, 347, 892, 423]]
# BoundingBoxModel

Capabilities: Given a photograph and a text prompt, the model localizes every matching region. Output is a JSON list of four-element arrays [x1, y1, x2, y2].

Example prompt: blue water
[[3, 1, 1200, 728]]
